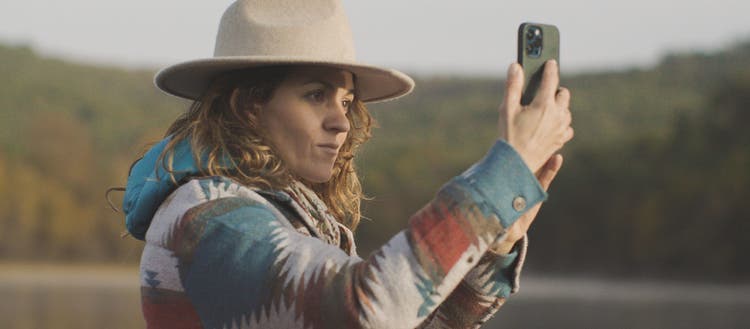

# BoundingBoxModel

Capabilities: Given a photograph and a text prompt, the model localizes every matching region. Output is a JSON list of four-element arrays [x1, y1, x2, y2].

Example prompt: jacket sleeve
[[416, 236, 528, 329], [171, 140, 546, 329]]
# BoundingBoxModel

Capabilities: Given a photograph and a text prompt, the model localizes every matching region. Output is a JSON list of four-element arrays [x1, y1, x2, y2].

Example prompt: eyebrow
[[304, 79, 355, 96]]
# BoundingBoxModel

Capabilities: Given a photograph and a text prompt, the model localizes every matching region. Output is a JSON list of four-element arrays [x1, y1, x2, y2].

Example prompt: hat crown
[[154, 0, 413, 103], [214, 0, 356, 62]]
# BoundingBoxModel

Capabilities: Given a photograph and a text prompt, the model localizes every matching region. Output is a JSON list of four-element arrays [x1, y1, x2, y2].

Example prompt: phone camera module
[[525, 26, 543, 58]]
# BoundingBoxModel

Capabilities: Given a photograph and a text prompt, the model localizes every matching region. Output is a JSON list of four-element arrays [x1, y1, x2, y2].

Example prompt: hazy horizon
[[1, 0, 748, 76]]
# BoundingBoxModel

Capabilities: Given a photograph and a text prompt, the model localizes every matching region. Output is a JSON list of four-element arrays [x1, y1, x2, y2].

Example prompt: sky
[[0, 0, 748, 76]]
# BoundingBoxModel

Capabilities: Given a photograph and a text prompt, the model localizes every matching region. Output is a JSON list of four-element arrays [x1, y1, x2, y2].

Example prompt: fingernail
[[547, 59, 557, 68], [509, 63, 519, 76]]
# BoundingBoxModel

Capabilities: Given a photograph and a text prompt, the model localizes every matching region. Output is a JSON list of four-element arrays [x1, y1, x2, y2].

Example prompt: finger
[[555, 87, 570, 108], [534, 60, 560, 104], [537, 154, 564, 190], [502, 63, 524, 113], [515, 202, 542, 233], [563, 106, 572, 126], [535, 153, 563, 178], [563, 126, 575, 143]]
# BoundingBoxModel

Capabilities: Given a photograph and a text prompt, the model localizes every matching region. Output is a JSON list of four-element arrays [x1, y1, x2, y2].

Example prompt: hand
[[497, 60, 573, 173], [488, 154, 563, 255]]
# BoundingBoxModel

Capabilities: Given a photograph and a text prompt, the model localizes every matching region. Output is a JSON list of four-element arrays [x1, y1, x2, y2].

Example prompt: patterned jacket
[[124, 138, 546, 329]]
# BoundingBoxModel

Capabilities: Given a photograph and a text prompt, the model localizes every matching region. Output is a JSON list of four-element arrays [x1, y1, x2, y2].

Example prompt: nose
[[323, 101, 350, 133]]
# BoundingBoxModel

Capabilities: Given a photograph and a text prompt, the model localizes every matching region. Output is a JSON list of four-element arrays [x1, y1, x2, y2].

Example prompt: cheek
[[268, 122, 302, 158], [264, 110, 314, 163]]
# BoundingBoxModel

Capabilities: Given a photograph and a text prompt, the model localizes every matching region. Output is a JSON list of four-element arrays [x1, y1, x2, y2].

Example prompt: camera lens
[[525, 26, 543, 58]]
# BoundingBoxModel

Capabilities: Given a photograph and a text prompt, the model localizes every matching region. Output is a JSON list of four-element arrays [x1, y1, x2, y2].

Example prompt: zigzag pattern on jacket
[[139, 140, 545, 329]]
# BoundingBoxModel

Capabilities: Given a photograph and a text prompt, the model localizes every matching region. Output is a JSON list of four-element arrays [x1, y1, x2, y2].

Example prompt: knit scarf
[[284, 181, 341, 248]]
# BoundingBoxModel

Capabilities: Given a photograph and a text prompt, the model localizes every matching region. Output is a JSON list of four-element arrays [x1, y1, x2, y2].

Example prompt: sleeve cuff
[[460, 234, 529, 299], [455, 140, 547, 229]]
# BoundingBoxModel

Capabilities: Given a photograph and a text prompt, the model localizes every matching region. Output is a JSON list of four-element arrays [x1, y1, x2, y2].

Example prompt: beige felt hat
[[155, 0, 414, 103]]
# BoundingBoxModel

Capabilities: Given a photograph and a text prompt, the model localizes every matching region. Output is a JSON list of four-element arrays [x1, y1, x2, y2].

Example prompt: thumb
[[501, 63, 524, 115], [536, 154, 563, 191]]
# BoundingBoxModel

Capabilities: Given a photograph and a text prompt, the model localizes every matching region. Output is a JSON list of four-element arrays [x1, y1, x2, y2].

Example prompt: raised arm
[[416, 60, 572, 328], [168, 138, 543, 329], [152, 60, 572, 329]]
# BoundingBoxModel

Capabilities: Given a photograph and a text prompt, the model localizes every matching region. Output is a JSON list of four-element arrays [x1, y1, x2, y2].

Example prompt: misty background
[[2, 0, 749, 73], [1, 1, 749, 328]]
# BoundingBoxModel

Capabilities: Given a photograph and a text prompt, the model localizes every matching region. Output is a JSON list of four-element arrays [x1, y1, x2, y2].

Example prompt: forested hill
[[1, 41, 748, 280], [0, 44, 185, 261]]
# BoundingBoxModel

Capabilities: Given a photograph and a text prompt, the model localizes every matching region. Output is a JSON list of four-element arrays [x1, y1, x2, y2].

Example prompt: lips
[[318, 143, 340, 154]]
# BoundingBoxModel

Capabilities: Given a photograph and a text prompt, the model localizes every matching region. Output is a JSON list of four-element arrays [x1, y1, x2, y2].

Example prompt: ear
[[250, 101, 265, 118], [247, 100, 266, 126], [238, 87, 263, 112]]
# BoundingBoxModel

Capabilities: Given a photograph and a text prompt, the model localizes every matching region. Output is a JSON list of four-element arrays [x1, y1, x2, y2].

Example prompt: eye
[[342, 99, 353, 111], [305, 89, 326, 103]]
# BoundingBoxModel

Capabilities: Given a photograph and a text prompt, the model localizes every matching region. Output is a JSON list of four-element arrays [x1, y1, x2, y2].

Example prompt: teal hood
[[123, 137, 203, 240]]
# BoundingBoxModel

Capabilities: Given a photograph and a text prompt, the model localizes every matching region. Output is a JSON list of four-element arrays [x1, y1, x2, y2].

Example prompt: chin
[[301, 169, 334, 184], [305, 177, 331, 184]]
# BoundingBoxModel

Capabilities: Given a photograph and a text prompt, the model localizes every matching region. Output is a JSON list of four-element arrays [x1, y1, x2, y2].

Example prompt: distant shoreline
[[0, 262, 138, 288], [515, 275, 750, 304], [1, 262, 749, 305]]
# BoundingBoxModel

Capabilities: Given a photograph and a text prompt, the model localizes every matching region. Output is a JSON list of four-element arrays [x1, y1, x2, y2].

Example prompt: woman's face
[[258, 66, 354, 183]]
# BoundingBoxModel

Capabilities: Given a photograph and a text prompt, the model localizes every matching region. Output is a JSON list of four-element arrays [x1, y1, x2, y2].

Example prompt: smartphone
[[517, 22, 560, 105]]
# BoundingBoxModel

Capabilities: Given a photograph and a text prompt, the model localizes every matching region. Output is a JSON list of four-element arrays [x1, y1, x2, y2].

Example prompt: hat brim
[[154, 56, 415, 103]]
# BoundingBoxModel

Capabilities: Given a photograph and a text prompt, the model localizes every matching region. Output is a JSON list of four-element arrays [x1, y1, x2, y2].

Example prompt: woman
[[123, 1, 573, 328]]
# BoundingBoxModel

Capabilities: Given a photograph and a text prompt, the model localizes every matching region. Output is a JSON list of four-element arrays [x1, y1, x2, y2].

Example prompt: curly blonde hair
[[158, 66, 373, 230]]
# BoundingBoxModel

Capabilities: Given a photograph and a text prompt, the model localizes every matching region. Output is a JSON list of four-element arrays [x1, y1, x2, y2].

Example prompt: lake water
[[1, 264, 748, 328]]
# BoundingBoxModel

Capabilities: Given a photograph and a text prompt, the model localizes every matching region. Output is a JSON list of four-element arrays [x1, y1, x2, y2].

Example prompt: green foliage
[[0, 43, 185, 262], [1, 41, 748, 280], [356, 42, 750, 281]]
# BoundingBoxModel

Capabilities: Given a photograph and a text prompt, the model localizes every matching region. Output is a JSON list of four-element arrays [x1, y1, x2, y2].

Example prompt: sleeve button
[[512, 196, 526, 212]]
